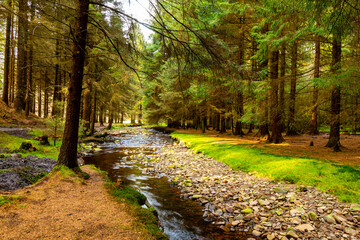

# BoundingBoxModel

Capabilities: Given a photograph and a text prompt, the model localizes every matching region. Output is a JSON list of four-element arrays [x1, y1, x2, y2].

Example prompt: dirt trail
[[0, 166, 153, 240], [173, 129, 360, 166]]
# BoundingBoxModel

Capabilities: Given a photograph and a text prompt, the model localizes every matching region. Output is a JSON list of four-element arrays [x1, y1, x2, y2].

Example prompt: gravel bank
[[143, 143, 360, 239]]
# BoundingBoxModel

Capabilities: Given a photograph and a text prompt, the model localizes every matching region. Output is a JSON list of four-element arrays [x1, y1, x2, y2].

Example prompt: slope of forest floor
[[172, 128, 360, 167], [0, 102, 45, 128], [0, 165, 157, 240]]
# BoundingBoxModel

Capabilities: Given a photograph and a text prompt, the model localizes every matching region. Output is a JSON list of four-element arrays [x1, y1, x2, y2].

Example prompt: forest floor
[[172, 128, 360, 167], [0, 165, 156, 240]]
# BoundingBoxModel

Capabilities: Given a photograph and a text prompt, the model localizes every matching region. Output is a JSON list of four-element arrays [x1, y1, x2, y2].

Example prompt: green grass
[[170, 132, 360, 203], [0, 131, 61, 159], [109, 183, 167, 239], [0, 195, 21, 206]]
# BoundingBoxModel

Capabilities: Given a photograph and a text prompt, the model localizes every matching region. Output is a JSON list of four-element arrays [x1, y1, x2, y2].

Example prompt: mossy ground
[[171, 132, 360, 203]]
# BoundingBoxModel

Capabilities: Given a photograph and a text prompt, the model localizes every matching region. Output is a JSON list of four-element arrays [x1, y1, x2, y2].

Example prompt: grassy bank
[[170, 132, 360, 203], [0, 130, 61, 159]]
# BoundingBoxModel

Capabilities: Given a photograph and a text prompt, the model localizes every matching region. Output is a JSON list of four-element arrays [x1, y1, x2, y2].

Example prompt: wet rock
[[332, 214, 347, 224]]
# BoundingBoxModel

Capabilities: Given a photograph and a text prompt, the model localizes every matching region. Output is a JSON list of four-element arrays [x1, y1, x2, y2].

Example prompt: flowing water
[[83, 128, 251, 240]]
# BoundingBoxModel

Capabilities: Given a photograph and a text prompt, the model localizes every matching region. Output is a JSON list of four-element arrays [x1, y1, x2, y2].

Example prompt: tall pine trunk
[[310, 36, 320, 135], [90, 88, 96, 136], [268, 50, 284, 143], [279, 43, 286, 132], [325, 38, 341, 151], [2, 0, 12, 105], [57, 0, 90, 168], [14, 0, 29, 112], [287, 41, 298, 135]]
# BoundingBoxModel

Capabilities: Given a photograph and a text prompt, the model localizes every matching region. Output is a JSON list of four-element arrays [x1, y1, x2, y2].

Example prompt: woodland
[[0, 0, 360, 167]]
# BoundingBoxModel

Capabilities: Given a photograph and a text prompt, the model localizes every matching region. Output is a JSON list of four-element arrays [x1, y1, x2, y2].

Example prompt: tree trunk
[[44, 76, 49, 118], [82, 84, 91, 132], [268, 50, 284, 143], [234, 92, 244, 136], [99, 106, 104, 126], [279, 43, 286, 132], [325, 38, 341, 151], [14, 0, 29, 112], [52, 39, 61, 117], [310, 36, 320, 135], [90, 88, 96, 136], [107, 113, 113, 130], [57, 0, 90, 168], [9, 14, 15, 105], [287, 41, 298, 135], [25, 1, 35, 117], [220, 113, 226, 133], [38, 78, 42, 117], [202, 116, 207, 133], [120, 112, 124, 124], [2, 0, 12, 105]]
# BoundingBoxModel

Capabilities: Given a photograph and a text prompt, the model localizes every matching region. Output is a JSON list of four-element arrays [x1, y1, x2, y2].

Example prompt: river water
[[83, 128, 251, 240]]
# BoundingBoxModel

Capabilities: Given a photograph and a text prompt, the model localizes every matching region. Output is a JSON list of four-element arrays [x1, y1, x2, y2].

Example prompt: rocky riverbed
[[0, 154, 56, 191], [141, 143, 360, 239]]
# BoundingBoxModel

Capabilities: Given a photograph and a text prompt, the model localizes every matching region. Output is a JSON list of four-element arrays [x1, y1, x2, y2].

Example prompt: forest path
[[173, 128, 360, 166], [0, 166, 154, 240]]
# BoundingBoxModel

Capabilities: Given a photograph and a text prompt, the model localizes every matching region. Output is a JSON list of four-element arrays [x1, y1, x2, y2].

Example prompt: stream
[[83, 128, 252, 240]]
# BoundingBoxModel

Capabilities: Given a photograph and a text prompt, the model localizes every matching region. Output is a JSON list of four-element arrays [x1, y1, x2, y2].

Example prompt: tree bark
[[287, 41, 298, 135], [25, 1, 35, 117], [14, 0, 28, 112], [82, 83, 92, 131], [57, 0, 90, 168], [310, 36, 320, 135], [325, 38, 341, 151], [99, 106, 104, 126], [52, 38, 61, 117], [279, 43, 286, 132], [107, 113, 113, 130], [44, 76, 49, 118], [2, 0, 12, 105], [220, 112, 226, 133], [90, 88, 96, 135], [38, 78, 42, 117], [268, 50, 284, 143]]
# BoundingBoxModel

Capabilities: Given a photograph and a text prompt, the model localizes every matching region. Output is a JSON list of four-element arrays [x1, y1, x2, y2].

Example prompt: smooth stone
[[308, 212, 318, 221], [286, 230, 299, 239], [267, 234, 276, 240], [324, 214, 336, 224], [220, 226, 230, 232], [241, 208, 253, 214], [192, 194, 202, 199], [350, 204, 360, 212], [295, 223, 315, 232], [243, 213, 255, 221], [232, 220, 240, 226], [252, 230, 262, 237], [333, 214, 347, 224], [290, 207, 305, 215]]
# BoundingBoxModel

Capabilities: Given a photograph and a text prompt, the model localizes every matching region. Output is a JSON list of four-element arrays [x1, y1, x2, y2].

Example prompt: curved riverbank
[[143, 142, 360, 239]]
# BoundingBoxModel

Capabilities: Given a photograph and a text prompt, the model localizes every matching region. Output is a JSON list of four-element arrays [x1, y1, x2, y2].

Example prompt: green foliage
[[171, 132, 360, 203]]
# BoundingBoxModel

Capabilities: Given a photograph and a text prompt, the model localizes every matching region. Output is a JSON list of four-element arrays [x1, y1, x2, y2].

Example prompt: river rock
[[308, 212, 317, 221], [295, 223, 315, 232], [286, 230, 299, 239], [324, 214, 336, 224], [252, 230, 262, 237], [241, 208, 253, 214]]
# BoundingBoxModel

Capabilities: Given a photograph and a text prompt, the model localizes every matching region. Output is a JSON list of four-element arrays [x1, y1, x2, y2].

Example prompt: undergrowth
[[109, 183, 167, 239], [171, 132, 360, 203]]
